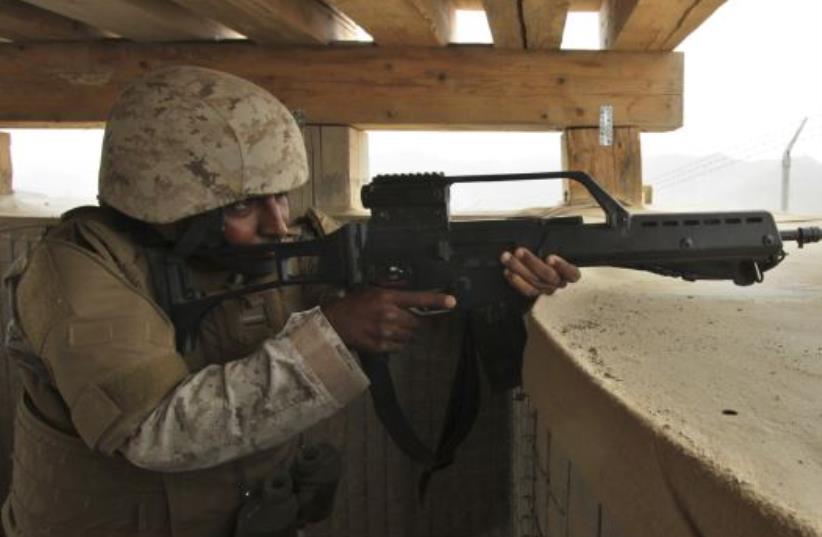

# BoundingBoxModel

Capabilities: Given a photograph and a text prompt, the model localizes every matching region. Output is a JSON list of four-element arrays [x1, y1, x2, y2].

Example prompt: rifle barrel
[[780, 227, 822, 248]]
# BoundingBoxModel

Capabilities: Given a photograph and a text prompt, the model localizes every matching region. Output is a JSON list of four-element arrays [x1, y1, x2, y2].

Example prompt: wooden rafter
[[0, 42, 683, 131], [0, 132, 11, 195], [324, 0, 454, 46], [481, 0, 522, 47], [19, 0, 241, 41], [456, 0, 599, 11], [523, 0, 570, 49], [168, 0, 360, 45], [0, 0, 107, 41], [482, 0, 570, 49], [600, 0, 726, 51]]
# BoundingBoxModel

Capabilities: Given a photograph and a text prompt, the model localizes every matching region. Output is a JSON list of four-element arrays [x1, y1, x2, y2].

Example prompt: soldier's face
[[222, 193, 291, 245]]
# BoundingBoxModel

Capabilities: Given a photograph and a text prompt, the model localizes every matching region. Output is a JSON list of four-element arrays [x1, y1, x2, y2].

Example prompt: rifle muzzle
[[780, 227, 822, 248]]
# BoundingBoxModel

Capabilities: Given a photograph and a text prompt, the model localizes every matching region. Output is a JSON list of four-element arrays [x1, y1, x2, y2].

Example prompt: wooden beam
[[481, 0, 523, 48], [600, 0, 725, 51], [456, 0, 600, 11], [569, 0, 600, 10], [483, 0, 569, 49], [20, 0, 241, 41], [523, 0, 570, 49], [561, 127, 643, 206], [0, 132, 11, 194], [292, 126, 369, 218], [0, 43, 683, 131], [168, 0, 359, 45], [657, 0, 725, 50], [0, 0, 107, 41], [324, 0, 454, 46]]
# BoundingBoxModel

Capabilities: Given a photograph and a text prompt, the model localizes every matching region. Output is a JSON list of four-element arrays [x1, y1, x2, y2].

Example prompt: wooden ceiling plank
[[169, 0, 359, 45], [570, 0, 601, 10], [0, 0, 107, 41], [456, 0, 599, 11], [600, 0, 726, 51], [523, 0, 570, 49], [324, 0, 454, 46], [19, 0, 240, 41], [659, 0, 725, 50], [482, 0, 524, 48], [0, 42, 683, 131], [482, 0, 569, 49]]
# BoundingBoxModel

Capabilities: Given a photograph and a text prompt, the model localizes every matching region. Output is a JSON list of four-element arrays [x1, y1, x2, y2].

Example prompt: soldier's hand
[[322, 288, 457, 354], [501, 248, 581, 298]]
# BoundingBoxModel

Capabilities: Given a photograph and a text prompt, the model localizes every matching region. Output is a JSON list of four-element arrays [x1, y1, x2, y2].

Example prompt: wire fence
[[649, 115, 822, 192]]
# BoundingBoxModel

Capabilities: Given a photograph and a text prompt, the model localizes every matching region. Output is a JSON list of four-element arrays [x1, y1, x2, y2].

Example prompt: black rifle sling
[[418, 315, 482, 497], [359, 313, 483, 498], [358, 352, 437, 464], [473, 302, 529, 392]]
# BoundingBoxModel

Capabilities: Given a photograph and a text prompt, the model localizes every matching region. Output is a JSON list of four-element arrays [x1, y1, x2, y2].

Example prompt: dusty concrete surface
[[523, 216, 822, 537], [0, 192, 93, 219]]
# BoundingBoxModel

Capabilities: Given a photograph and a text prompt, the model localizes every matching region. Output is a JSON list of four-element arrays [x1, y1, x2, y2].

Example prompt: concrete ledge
[[522, 217, 822, 537], [0, 192, 92, 219]]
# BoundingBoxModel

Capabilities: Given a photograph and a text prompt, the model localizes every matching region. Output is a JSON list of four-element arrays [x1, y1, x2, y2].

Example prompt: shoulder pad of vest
[[302, 208, 343, 237]]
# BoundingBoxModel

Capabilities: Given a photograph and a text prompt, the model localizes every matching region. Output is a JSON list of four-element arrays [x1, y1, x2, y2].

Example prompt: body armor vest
[[1, 208, 308, 537]]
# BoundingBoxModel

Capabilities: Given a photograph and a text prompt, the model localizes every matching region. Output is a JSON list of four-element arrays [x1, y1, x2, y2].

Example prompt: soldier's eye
[[224, 200, 253, 217]]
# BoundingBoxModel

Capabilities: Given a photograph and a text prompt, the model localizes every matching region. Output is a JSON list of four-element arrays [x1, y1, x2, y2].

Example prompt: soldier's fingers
[[376, 339, 406, 354], [504, 269, 545, 298], [513, 248, 564, 287], [379, 326, 415, 345], [382, 308, 420, 332], [389, 290, 457, 311], [547, 255, 582, 283], [501, 251, 558, 290]]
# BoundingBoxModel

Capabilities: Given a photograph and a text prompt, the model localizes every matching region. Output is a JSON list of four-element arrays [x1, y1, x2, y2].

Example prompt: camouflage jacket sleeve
[[121, 306, 369, 471]]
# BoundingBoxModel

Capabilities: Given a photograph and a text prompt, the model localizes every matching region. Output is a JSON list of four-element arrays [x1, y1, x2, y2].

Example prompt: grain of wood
[[169, 0, 359, 44], [600, 0, 726, 51], [324, 0, 454, 45], [0, 0, 107, 41], [561, 127, 643, 206], [523, 0, 570, 49], [21, 0, 238, 41], [0, 42, 684, 131], [0, 132, 11, 195]]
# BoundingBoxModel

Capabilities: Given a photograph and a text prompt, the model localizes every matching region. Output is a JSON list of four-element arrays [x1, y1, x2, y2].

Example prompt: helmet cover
[[99, 65, 308, 224]]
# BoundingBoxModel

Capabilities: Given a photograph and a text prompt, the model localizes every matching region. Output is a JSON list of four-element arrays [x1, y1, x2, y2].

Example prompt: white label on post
[[599, 105, 613, 147]]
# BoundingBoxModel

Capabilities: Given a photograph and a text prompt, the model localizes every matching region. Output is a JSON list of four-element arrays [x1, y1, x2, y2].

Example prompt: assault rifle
[[166, 171, 821, 490]]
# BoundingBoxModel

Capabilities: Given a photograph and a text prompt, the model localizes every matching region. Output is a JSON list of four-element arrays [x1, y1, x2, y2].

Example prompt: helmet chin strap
[[173, 209, 225, 259]]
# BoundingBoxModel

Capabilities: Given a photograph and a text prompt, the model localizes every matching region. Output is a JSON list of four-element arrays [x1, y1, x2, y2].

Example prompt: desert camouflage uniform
[[1, 66, 368, 537]]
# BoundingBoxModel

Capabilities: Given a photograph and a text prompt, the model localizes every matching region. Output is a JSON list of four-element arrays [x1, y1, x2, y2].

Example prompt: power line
[[649, 113, 822, 187], [650, 121, 822, 191]]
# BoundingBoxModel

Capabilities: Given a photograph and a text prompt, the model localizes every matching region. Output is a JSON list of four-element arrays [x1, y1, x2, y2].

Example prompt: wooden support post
[[0, 132, 11, 195], [291, 125, 369, 219], [561, 127, 643, 207]]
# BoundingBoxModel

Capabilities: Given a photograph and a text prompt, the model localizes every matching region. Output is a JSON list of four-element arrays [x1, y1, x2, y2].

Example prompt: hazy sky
[[4, 0, 821, 208]]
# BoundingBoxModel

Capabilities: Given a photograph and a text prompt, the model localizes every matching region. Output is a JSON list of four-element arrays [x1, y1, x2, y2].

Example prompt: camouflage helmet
[[98, 65, 308, 224]]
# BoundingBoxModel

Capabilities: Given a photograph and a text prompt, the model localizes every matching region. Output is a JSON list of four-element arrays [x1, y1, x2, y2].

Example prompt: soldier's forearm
[[120, 307, 368, 471]]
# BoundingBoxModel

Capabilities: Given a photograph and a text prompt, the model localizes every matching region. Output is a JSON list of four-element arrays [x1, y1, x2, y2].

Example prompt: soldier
[[1, 66, 580, 537]]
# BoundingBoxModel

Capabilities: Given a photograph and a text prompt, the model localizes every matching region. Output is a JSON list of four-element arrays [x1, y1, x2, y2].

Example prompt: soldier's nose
[[260, 195, 289, 237]]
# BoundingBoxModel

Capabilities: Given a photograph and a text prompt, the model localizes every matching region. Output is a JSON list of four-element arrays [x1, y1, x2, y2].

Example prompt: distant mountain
[[644, 155, 822, 215]]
